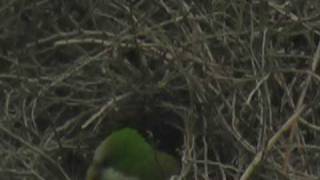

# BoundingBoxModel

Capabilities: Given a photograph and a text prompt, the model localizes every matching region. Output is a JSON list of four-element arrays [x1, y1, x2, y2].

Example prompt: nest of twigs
[[1, 0, 320, 180]]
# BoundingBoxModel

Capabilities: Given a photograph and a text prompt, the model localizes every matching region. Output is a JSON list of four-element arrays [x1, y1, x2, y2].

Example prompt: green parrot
[[86, 128, 179, 180]]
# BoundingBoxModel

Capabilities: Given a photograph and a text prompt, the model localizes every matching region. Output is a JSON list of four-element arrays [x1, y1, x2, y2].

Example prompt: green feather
[[87, 128, 179, 180]]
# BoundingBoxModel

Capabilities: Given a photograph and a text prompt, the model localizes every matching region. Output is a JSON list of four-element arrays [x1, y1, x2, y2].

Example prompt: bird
[[86, 128, 179, 180]]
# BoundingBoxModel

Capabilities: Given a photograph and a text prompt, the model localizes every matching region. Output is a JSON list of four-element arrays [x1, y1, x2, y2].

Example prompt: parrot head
[[86, 128, 179, 180]]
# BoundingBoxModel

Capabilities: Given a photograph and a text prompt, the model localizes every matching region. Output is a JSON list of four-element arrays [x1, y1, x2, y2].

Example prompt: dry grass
[[1, 0, 320, 180]]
